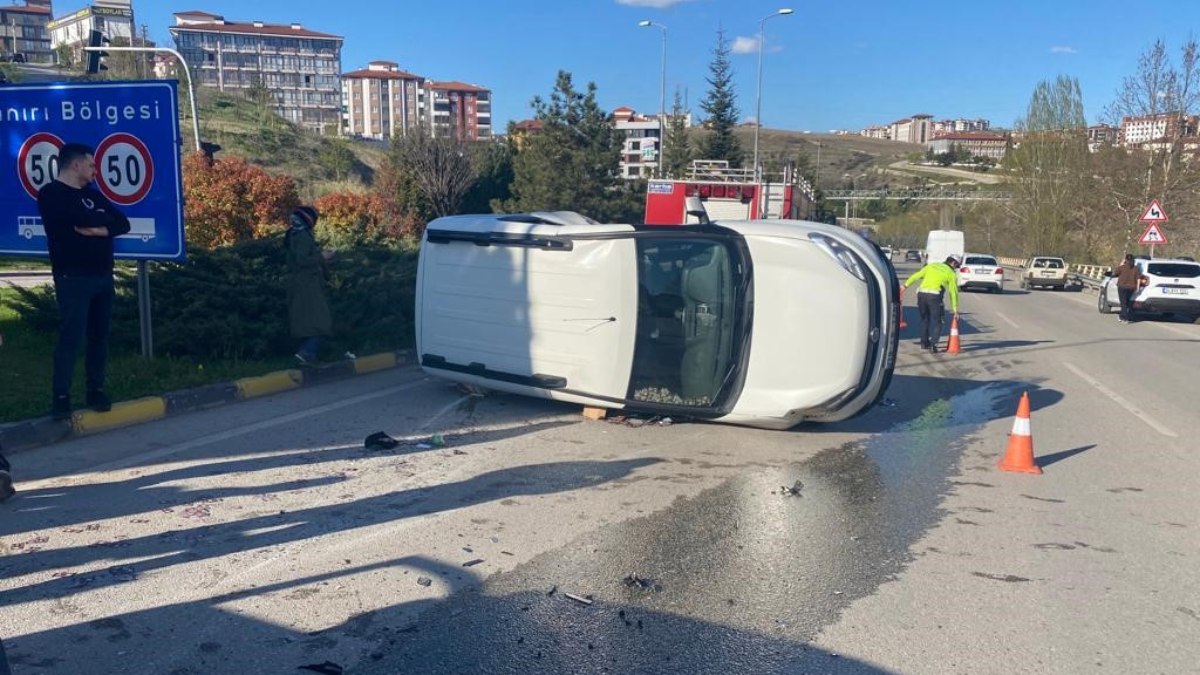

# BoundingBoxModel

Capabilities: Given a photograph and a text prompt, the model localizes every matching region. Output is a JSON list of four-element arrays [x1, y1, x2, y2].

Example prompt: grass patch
[[0, 286, 295, 424]]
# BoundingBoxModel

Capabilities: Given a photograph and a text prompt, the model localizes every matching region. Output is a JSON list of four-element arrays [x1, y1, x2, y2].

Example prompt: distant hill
[[730, 127, 929, 188]]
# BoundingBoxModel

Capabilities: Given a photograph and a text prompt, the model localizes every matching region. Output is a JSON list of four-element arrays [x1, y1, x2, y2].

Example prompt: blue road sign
[[0, 79, 185, 261]]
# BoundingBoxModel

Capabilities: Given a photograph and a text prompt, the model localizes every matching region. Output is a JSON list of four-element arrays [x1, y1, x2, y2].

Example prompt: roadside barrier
[[998, 392, 1042, 475]]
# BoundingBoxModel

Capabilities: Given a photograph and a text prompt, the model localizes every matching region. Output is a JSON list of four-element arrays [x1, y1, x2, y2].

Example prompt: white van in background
[[925, 229, 965, 266]]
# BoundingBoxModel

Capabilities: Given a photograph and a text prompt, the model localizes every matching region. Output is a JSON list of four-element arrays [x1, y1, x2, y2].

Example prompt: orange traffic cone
[[946, 314, 962, 354], [998, 392, 1042, 475], [898, 289, 908, 329]]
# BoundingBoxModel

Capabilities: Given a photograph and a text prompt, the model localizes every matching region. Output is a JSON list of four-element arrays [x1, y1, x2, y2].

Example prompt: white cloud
[[616, 0, 691, 7], [1050, 45, 1078, 54], [731, 36, 760, 54]]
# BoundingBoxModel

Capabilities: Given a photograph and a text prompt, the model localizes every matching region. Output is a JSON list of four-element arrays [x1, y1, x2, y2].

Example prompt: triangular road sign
[[1139, 199, 1168, 222], [1139, 222, 1168, 245]]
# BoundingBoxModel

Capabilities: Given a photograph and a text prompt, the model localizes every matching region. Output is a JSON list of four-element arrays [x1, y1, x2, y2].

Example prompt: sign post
[[1137, 199, 1169, 258], [0, 80, 186, 358]]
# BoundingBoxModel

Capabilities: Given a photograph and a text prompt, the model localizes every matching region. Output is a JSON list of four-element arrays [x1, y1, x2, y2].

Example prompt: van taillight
[[994, 268, 1004, 275]]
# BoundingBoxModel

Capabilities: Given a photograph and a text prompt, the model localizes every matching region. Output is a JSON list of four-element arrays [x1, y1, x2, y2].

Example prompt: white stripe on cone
[[1010, 416, 1031, 436]]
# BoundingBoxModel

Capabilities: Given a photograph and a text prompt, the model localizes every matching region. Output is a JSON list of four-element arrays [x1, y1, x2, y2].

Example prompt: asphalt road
[[1, 265, 1197, 674]]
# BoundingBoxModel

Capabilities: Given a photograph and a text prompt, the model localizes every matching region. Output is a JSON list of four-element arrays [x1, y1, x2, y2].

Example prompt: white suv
[[957, 254, 1004, 293], [1099, 257, 1200, 320]]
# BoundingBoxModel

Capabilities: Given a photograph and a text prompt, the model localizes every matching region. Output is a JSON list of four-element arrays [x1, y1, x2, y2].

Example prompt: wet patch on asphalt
[[352, 385, 1010, 673]]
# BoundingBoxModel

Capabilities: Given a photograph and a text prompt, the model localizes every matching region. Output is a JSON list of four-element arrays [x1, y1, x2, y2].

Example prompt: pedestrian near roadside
[[902, 255, 960, 353], [286, 206, 333, 365], [37, 142, 131, 420], [1114, 253, 1147, 324]]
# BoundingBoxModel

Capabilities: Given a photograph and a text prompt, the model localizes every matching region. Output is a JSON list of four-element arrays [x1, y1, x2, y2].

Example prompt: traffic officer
[[902, 255, 960, 353]]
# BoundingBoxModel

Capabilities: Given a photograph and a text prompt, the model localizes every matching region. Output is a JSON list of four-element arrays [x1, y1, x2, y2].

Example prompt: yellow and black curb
[[0, 350, 414, 455]]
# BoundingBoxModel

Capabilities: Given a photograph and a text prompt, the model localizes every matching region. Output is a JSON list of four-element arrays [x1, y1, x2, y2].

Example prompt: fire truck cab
[[644, 160, 815, 225]]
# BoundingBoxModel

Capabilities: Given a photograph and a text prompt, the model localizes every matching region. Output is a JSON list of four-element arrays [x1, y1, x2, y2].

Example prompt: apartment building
[[49, 3, 136, 63], [341, 61, 425, 140], [1086, 123, 1119, 150], [932, 117, 989, 134], [426, 81, 491, 141], [614, 106, 662, 179], [860, 125, 890, 140], [1118, 112, 1198, 146], [169, 11, 343, 134], [2, 2, 52, 64], [927, 131, 1008, 159]]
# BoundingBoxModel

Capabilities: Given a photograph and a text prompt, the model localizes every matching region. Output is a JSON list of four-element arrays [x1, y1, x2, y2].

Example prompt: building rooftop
[[170, 13, 342, 40], [5, 4, 51, 14], [343, 66, 423, 80], [428, 80, 490, 93]]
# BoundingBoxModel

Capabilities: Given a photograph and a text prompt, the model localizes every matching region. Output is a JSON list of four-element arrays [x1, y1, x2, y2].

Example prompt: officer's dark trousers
[[917, 291, 946, 347]]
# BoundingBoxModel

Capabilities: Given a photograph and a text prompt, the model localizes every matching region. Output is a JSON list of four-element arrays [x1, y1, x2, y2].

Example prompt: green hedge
[[10, 237, 419, 361]]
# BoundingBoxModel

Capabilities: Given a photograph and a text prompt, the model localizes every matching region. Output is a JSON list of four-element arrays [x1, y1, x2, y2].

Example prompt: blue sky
[[137, 0, 1198, 132]]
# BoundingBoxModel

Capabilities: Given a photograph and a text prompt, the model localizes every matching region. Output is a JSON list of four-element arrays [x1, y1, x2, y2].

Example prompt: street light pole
[[752, 8, 793, 187], [639, 20, 667, 178]]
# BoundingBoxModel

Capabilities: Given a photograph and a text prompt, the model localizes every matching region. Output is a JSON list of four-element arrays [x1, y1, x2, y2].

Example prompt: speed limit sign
[[17, 131, 64, 199], [95, 132, 155, 205]]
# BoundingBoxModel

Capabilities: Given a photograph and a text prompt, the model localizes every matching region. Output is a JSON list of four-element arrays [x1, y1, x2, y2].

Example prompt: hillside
[[185, 89, 388, 200], [730, 128, 929, 188]]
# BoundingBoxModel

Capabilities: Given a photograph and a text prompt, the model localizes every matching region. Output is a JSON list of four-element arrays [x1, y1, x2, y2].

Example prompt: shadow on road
[[1037, 444, 1097, 469]]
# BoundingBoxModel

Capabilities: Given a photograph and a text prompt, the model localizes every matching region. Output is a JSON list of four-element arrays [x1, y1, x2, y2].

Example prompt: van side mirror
[[685, 196, 710, 225]]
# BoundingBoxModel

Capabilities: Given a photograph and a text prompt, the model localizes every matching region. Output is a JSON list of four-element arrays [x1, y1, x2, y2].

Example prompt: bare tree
[[392, 130, 477, 218], [1104, 39, 1200, 254]]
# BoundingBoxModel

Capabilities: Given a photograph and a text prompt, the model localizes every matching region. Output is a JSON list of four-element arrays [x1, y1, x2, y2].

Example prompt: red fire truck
[[644, 160, 815, 225]]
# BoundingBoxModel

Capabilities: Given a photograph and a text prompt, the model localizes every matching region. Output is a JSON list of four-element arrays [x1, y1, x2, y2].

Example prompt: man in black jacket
[[37, 142, 131, 420]]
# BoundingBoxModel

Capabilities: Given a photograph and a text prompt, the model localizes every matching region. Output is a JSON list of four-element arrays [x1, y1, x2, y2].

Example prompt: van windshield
[[631, 237, 746, 409]]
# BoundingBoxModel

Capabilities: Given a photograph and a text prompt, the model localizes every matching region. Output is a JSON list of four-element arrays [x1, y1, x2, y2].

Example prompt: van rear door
[[418, 218, 639, 401]]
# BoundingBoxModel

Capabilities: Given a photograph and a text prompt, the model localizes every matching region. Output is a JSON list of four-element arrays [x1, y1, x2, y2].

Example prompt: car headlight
[[808, 233, 867, 281]]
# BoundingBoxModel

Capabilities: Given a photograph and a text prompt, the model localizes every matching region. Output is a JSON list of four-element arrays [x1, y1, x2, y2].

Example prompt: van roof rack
[[499, 211, 600, 226]]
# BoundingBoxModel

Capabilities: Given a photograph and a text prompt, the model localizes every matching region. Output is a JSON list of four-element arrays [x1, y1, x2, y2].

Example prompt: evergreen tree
[[663, 88, 693, 179], [698, 29, 742, 167], [502, 71, 623, 221]]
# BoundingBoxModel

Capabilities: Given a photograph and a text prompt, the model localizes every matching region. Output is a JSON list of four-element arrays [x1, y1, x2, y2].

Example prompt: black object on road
[[364, 431, 400, 450], [298, 662, 343, 675], [0, 447, 14, 503]]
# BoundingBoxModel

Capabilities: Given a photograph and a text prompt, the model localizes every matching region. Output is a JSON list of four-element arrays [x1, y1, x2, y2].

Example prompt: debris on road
[[431, 434, 446, 448], [364, 431, 400, 450], [878, 398, 897, 408], [622, 573, 662, 593], [462, 559, 484, 567], [416, 576, 433, 587], [456, 383, 487, 397], [297, 661, 344, 675], [563, 592, 593, 606], [547, 585, 557, 597], [779, 480, 804, 497]]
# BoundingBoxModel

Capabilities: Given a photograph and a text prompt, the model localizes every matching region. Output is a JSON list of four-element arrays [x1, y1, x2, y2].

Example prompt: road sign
[[1139, 199, 1168, 223], [1138, 222, 1168, 245], [0, 80, 185, 261]]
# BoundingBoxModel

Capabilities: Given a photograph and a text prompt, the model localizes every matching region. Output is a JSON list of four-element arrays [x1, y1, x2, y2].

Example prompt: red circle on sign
[[95, 132, 154, 205], [17, 132, 64, 200]]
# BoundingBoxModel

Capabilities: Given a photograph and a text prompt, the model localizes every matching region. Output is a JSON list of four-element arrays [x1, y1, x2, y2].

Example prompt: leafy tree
[[662, 88, 693, 179], [54, 44, 74, 68], [501, 70, 624, 221], [313, 191, 389, 247], [182, 152, 299, 248], [318, 138, 357, 182], [698, 29, 742, 167], [373, 147, 433, 234], [462, 139, 514, 213], [1004, 75, 1089, 256]]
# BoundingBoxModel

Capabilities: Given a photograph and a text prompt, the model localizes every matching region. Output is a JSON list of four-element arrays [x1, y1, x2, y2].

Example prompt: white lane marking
[[995, 311, 1019, 329], [1063, 362, 1178, 438]]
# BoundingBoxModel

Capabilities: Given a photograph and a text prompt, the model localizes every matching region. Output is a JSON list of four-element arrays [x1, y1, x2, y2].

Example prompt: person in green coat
[[286, 206, 332, 365]]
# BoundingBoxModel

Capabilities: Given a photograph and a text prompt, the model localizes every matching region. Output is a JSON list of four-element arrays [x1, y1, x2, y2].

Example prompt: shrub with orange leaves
[[183, 152, 300, 248]]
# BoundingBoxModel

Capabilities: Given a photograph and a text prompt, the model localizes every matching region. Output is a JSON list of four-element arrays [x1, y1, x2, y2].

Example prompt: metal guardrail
[[824, 188, 1013, 201]]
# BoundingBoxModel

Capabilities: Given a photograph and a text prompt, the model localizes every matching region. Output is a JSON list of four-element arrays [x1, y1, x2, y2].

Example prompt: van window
[[1147, 262, 1200, 278], [1033, 258, 1063, 269], [631, 238, 742, 408]]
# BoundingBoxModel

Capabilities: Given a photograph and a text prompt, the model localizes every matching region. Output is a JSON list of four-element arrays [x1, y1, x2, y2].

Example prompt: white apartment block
[[1118, 113, 1197, 146], [170, 11, 343, 134], [860, 125, 890, 139], [614, 107, 662, 179], [342, 61, 425, 140], [49, 3, 135, 55]]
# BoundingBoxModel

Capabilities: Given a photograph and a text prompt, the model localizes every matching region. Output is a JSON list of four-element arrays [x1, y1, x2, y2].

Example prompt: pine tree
[[663, 88, 693, 179], [698, 29, 742, 167], [503, 71, 623, 221]]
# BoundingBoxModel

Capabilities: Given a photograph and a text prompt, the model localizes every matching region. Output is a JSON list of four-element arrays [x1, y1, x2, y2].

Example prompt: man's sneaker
[[51, 395, 72, 420], [86, 389, 112, 413], [0, 470, 15, 502]]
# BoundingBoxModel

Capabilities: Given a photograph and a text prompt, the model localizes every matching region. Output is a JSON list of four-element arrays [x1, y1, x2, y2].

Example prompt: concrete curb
[[0, 349, 415, 455]]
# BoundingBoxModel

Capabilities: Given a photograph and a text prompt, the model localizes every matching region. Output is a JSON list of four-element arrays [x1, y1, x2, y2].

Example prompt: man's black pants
[[917, 291, 946, 347], [52, 274, 115, 398], [1117, 286, 1135, 321]]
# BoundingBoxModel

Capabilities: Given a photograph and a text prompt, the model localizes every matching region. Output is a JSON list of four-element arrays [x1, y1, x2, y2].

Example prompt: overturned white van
[[415, 211, 899, 429]]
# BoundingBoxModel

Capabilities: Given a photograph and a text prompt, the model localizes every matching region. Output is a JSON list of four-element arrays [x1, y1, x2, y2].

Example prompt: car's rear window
[[965, 256, 997, 266], [1032, 258, 1064, 269], [1147, 263, 1200, 278]]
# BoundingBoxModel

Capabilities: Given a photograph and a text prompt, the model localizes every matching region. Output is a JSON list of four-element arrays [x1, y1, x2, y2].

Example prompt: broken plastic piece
[[462, 559, 484, 567], [563, 592, 593, 606]]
